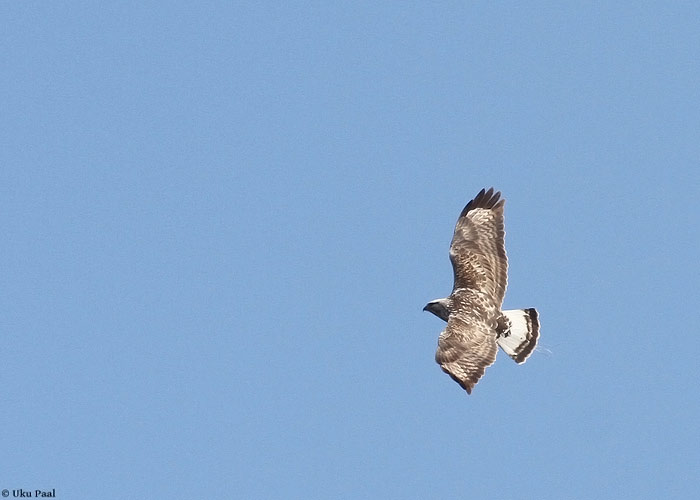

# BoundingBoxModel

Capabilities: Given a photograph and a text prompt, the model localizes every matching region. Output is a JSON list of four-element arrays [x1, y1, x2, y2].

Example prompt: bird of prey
[[423, 188, 539, 395]]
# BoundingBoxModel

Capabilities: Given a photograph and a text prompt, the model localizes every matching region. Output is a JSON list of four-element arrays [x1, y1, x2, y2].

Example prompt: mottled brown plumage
[[425, 188, 539, 395]]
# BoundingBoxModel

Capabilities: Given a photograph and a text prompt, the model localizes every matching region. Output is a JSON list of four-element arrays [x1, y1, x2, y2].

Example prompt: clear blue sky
[[2, 2, 699, 499]]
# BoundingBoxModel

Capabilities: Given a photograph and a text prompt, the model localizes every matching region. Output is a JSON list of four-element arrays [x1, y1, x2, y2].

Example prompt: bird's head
[[423, 298, 450, 322]]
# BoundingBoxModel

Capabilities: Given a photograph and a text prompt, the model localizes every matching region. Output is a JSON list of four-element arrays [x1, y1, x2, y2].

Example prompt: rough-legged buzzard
[[423, 188, 540, 395]]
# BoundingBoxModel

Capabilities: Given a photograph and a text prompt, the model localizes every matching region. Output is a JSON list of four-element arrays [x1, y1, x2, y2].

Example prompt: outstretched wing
[[449, 188, 507, 307], [435, 316, 498, 395]]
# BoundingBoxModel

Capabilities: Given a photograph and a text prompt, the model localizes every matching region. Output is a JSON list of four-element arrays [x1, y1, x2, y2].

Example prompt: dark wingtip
[[459, 187, 503, 219], [442, 368, 474, 395]]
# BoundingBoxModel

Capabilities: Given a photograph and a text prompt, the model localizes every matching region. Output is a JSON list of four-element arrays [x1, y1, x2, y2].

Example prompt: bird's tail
[[496, 308, 540, 364]]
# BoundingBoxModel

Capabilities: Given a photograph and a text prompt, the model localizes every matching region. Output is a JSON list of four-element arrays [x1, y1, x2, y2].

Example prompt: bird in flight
[[423, 188, 539, 395]]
